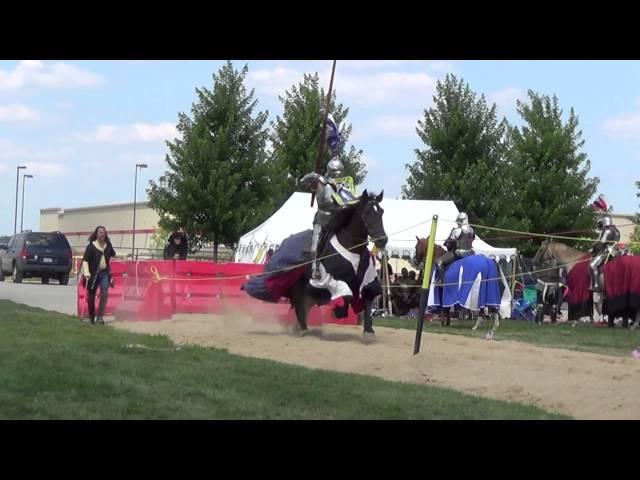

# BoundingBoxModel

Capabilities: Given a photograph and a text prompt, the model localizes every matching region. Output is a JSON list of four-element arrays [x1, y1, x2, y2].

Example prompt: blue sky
[[1, 60, 639, 235]]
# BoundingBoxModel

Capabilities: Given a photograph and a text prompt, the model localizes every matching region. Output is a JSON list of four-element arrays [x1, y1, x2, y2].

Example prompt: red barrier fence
[[77, 260, 358, 326]]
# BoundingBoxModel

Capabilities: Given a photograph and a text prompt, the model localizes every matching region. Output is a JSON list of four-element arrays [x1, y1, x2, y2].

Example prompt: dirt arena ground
[[113, 313, 640, 419]]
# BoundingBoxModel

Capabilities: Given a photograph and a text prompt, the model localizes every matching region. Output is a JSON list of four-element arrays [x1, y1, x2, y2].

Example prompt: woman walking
[[82, 226, 116, 324]]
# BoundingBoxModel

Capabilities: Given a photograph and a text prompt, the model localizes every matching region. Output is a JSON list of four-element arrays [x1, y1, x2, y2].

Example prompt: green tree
[[507, 91, 599, 255], [147, 61, 273, 260], [402, 74, 513, 240], [149, 225, 170, 252], [270, 73, 366, 208]]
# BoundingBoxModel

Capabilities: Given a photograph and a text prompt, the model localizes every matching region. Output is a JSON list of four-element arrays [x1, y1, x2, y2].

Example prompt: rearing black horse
[[288, 190, 388, 337]]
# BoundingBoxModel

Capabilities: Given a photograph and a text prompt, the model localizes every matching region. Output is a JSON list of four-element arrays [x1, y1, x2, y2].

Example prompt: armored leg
[[434, 251, 457, 286], [310, 222, 322, 280], [589, 255, 603, 292]]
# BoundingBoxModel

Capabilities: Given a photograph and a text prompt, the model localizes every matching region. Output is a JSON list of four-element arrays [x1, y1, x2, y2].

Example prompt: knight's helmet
[[324, 114, 344, 153], [326, 158, 345, 179], [456, 212, 469, 227], [597, 215, 613, 230], [592, 193, 612, 231]]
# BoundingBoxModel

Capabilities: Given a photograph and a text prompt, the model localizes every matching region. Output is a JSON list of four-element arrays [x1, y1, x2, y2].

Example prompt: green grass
[[0, 300, 566, 419], [375, 315, 640, 358]]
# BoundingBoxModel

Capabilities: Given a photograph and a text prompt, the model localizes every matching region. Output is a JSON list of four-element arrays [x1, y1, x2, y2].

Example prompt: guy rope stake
[[414, 215, 438, 355], [311, 60, 337, 207]]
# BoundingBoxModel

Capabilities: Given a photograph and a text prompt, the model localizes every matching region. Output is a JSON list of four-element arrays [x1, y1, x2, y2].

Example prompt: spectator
[[401, 267, 409, 280], [164, 227, 188, 260], [408, 270, 417, 284], [82, 226, 116, 325], [264, 248, 274, 264]]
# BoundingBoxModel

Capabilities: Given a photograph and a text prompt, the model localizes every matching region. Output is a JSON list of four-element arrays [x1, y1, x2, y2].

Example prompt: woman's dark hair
[[89, 225, 110, 243]]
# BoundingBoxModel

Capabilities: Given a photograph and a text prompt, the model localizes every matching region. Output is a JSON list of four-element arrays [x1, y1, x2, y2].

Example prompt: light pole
[[14, 166, 26, 234], [20, 174, 33, 233], [132, 163, 148, 259]]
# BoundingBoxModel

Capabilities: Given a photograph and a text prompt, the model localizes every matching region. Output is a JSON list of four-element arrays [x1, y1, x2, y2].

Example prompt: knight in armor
[[298, 114, 355, 280], [434, 212, 475, 286], [589, 212, 620, 291]]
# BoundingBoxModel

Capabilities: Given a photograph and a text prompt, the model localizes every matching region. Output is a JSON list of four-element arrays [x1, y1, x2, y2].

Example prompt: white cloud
[[55, 101, 73, 110], [337, 71, 437, 106], [0, 139, 74, 167], [248, 66, 438, 107], [247, 67, 303, 96], [426, 61, 455, 73], [488, 87, 525, 112], [339, 60, 420, 70], [355, 114, 420, 140], [368, 115, 419, 137], [0, 60, 104, 91], [0, 103, 40, 122], [338, 61, 455, 73], [603, 113, 640, 140], [0, 139, 29, 159], [76, 122, 178, 144], [22, 161, 70, 177]]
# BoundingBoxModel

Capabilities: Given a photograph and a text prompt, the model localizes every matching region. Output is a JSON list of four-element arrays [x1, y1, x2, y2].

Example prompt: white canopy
[[235, 192, 517, 263]]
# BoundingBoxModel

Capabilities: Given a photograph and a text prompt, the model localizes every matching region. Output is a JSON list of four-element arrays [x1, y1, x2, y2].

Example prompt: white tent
[[235, 192, 517, 263]]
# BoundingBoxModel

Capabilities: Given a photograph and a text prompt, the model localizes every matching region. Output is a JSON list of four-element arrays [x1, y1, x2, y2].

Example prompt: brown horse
[[532, 240, 640, 326], [414, 236, 446, 267]]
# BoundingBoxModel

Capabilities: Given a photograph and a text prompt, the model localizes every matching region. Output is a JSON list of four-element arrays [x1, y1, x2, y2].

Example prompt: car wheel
[[13, 264, 23, 283]]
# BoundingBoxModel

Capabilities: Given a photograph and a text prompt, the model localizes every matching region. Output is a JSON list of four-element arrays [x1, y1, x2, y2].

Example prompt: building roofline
[[40, 201, 151, 214], [611, 213, 637, 220]]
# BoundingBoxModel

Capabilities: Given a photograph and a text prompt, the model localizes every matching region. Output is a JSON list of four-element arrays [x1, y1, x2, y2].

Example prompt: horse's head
[[413, 236, 446, 269], [532, 240, 556, 272], [358, 189, 387, 249], [414, 236, 427, 267]]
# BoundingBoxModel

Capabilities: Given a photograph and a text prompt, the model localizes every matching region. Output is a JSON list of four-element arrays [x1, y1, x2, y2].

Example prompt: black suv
[[0, 231, 73, 284]]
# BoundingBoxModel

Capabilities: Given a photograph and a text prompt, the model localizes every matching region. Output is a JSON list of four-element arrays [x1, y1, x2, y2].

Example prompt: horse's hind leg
[[362, 299, 376, 340], [492, 310, 500, 332], [472, 310, 483, 331]]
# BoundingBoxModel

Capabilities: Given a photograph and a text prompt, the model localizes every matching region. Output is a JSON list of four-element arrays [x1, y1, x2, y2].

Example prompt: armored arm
[[299, 172, 336, 192], [444, 227, 460, 251]]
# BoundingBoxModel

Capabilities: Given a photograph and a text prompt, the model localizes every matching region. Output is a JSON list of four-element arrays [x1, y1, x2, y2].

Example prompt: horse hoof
[[299, 329, 311, 337], [363, 331, 376, 343]]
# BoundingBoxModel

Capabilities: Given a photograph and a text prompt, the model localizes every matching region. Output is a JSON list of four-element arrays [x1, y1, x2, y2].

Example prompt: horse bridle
[[535, 241, 551, 267], [361, 199, 384, 245]]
